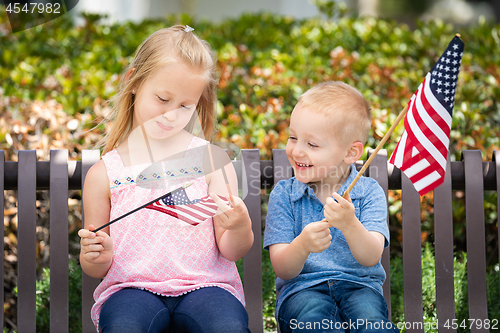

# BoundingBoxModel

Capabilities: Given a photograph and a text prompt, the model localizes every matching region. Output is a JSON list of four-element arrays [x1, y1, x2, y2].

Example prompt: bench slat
[[242, 149, 263, 333], [17, 150, 37, 332], [272, 149, 292, 185], [81, 150, 101, 333], [402, 172, 424, 333], [368, 149, 392, 319], [0, 150, 4, 329], [434, 155, 457, 332], [50, 150, 69, 332], [463, 150, 489, 333]]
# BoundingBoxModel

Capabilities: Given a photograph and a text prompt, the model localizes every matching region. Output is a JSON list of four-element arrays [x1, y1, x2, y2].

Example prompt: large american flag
[[146, 189, 229, 226], [389, 35, 464, 195]]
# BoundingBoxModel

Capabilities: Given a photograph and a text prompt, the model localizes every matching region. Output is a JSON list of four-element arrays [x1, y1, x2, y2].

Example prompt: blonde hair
[[298, 81, 371, 146], [100, 25, 218, 155]]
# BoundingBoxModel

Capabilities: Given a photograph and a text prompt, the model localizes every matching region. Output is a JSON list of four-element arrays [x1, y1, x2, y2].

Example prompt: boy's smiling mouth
[[295, 161, 313, 168]]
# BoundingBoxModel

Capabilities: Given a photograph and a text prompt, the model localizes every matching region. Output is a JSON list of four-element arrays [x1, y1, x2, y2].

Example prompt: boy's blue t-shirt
[[263, 164, 389, 315]]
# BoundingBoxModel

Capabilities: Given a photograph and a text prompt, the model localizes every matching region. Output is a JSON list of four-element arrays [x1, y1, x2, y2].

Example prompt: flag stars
[[437, 80, 443, 86], [444, 74, 450, 79], [445, 66, 450, 71], [453, 43, 459, 50], [444, 81, 450, 87], [444, 96, 450, 102], [445, 58, 450, 64], [445, 89, 450, 95], [453, 52, 458, 57], [452, 60, 458, 65], [436, 87, 442, 94]]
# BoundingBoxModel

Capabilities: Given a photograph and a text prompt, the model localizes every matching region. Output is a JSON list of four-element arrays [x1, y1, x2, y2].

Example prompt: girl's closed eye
[[156, 95, 169, 103], [288, 136, 297, 141], [308, 143, 318, 148]]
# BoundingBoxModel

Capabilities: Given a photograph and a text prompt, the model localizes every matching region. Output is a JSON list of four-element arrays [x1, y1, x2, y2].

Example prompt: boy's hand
[[78, 224, 113, 265], [324, 192, 357, 232], [297, 221, 332, 254], [210, 193, 251, 231]]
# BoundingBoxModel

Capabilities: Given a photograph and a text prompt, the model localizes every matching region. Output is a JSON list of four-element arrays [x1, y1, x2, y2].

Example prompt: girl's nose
[[162, 109, 177, 122]]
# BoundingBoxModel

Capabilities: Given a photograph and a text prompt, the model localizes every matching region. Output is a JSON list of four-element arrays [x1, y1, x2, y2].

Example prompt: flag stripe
[[405, 85, 447, 171], [412, 170, 442, 193], [402, 158, 430, 178], [390, 131, 407, 167], [419, 74, 451, 144], [408, 159, 445, 185], [411, 96, 449, 160]]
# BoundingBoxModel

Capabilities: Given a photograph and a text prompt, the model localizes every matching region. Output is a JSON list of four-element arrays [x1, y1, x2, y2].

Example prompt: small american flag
[[146, 189, 229, 226], [389, 35, 464, 195]]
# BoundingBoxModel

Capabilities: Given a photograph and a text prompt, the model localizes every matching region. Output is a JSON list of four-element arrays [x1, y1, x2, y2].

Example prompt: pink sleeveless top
[[91, 136, 245, 329]]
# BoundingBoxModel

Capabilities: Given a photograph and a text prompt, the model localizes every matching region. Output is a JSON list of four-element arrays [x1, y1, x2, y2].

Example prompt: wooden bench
[[1, 148, 498, 333]]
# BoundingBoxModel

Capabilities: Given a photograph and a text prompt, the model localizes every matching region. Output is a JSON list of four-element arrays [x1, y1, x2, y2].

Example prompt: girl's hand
[[297, 221, 332, 254], [78, 224, 113, 265], [210, 193, 251, 231]]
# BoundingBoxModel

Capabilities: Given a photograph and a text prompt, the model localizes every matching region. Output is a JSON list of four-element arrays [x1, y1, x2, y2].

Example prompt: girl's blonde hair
[[100, 25, 218, 155], [298, 81, 371, 147]]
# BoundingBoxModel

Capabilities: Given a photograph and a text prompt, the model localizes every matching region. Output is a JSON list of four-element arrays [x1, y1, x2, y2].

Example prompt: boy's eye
[[288, 136, 297, 141], [157, 95, 168, 102], [308, 143, 318, 148]]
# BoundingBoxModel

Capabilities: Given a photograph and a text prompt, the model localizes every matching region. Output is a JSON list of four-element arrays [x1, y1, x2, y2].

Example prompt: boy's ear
[[344, 141, 364, 164]]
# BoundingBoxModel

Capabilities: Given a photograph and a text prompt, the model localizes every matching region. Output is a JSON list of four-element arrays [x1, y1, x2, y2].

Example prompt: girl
[[78, 25, 253, 333]]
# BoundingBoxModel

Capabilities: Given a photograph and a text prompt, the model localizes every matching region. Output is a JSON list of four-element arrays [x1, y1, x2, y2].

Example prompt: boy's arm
[[269, 220, 332, 280], [324, 192, 385, 267]]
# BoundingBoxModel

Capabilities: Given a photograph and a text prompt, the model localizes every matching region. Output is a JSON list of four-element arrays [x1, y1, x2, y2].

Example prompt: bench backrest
[[1, 149, 499, 333]]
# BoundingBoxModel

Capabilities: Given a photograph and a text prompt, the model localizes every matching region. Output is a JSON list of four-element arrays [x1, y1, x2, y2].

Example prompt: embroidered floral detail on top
[[109, 166, 204, 189]]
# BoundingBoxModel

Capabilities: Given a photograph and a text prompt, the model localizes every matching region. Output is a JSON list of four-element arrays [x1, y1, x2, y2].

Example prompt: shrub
[[23, 260, 83, 333], [390, 243, 500, 333]]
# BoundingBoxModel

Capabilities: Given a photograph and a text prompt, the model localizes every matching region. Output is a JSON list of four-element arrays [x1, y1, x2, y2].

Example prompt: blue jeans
[[99, 287, 250, 333], [278, 280, 398, 333]]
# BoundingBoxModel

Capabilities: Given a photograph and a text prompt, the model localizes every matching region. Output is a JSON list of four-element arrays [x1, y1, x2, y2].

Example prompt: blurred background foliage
[[0, 2, 499, 332]]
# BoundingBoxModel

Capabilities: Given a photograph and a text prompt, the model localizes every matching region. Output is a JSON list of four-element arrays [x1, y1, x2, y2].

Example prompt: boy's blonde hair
[[298, 81, 371, 146], [101, 25, 218, 155]]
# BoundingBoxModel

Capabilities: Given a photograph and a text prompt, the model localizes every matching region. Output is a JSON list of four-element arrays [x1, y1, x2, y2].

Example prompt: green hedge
[[1, 10, 499, 159]]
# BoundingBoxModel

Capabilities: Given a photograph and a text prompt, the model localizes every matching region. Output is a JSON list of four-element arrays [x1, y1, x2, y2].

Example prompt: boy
[[264, 81, 397, 332]]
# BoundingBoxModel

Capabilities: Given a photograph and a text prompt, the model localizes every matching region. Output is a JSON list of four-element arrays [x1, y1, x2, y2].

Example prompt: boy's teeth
[[297, 162, 311, 167]]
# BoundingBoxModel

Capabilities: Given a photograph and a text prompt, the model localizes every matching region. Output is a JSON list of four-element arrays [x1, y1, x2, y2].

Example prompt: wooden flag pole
[[342, 103, 409, 199]]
